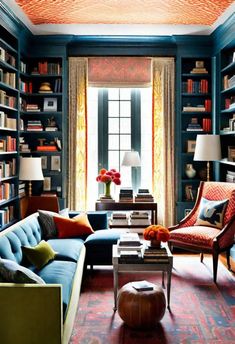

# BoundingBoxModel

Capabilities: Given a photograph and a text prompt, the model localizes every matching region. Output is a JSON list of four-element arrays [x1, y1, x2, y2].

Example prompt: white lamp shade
[[19, 157, 44, 181], [122, 151, 141, 167], [194, 135, 221, 161]]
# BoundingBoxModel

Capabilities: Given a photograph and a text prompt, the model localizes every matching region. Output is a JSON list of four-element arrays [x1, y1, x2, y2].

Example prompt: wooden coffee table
[[112, 242, 173, 310]]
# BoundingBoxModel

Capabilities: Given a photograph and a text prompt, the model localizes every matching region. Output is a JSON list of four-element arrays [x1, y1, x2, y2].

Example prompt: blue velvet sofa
[[0, 210, 121, 344]]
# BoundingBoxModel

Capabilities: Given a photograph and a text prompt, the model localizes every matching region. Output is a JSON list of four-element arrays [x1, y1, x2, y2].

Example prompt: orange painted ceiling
[[15, 0, 234, 26]]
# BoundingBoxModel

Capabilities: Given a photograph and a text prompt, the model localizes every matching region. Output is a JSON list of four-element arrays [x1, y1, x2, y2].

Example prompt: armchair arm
[[0, 283, 62, 344], [215, 215, 235, 250]]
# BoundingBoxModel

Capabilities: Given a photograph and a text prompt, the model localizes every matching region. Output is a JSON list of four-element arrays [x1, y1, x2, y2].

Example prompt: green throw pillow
[[22, 240, 56, 270], [195, 197, 228, 229]]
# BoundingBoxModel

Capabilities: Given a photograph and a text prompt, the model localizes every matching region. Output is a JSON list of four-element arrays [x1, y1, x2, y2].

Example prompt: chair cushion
[[194, 197, 228, 229], [22, 240, 57, 270], [170, 226, 220, 248], [47, 238, 84, 262], [54, 213, 94, 239], [0, 258, 45, 284]]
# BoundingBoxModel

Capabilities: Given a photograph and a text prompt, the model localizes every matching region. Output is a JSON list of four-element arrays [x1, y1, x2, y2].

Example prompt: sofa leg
[[226, 249, 231, 270], [200, 253, 204, 262], [212, 252, 219, 283]]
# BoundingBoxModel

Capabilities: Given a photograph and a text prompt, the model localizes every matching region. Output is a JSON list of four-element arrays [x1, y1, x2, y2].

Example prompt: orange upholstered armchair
[[169, 181, 235, 283]]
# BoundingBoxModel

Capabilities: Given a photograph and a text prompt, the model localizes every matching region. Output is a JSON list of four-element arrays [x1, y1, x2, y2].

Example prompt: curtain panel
[[152, 57, 175, 227], [68, 57, 88, 211]]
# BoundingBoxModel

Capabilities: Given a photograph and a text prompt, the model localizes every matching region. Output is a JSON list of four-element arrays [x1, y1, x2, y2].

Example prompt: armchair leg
[[226, 249, 231, 270], [200, 253, 204, 262], [212, 252, 219, 283]]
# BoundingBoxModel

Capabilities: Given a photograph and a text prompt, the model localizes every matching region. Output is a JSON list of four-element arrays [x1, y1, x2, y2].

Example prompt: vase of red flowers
[[96, 168, 121, 198], [143, 225, 170, 248]]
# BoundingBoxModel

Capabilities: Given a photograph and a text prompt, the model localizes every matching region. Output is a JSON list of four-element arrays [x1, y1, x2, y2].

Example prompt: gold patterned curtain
[[68, 57, 88, 210], [152, 57, 175, 227]]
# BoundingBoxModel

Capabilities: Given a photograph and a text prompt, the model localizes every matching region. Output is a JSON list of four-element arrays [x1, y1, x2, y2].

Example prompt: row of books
[[0, 206, 14, 229], [19, 78, 62, 94], [182, 79, 209, 94], [31, 62, 61, 75], [0, 69, 16, 88], [0, 47, 16, 67], [0, 136, 17, 152], [183, 99, 211, 113], [228, 146, 235, 162], [0, 159, 16, 179], [223, 74, 235, 90], [0, 90, 16, 109], [119, 188, 133, 202], [224, 97, 235, 110], [0, 182, 15, 201], [226, 170, 235, 183], [18, 182, 26, 198], [0, 111, 17, 129]]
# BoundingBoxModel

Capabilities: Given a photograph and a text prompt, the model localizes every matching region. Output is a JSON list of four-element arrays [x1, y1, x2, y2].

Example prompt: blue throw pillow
[[0, 258, 45, 284], [195, 197, 228, 229]]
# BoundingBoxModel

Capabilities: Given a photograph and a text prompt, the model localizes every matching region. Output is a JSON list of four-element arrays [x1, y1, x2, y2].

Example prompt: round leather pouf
[[117, 282, 166, 329]]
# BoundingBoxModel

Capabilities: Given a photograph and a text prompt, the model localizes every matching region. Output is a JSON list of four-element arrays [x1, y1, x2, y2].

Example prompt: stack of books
[[111, 212, 129, 226], [135, 189, 154, 202], [118, 233, 142, 247], [119, 188, 133, 202], [98, 195, 115, 203], [118, 233, 143, 263], [190, 61, 208, 74], [143, 247, 169, 264], [186, 118, 203, 131], [26, 120, 43, 131], [130, 211, 151, 226], [226, 170, 235, 183], [131, 280, 155, 291], [25, 104, 40, 112]]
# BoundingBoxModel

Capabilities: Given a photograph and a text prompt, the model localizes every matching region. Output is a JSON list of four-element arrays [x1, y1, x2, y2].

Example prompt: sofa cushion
[[0, 258, 45, 284], [169, 226, 220, 248], [194, 197, 228, 229], [38, 208, 69, 240], [22, 240, 57, 270], [54, 213, 94, 239], [47, 238, 84, 262], [36, 260, 77, 318], [69, 211, 108, 231]]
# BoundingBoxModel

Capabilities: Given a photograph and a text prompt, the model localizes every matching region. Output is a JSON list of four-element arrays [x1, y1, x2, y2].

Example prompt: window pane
[[108, 88, 119, 100], [120, 101, 131, 117], [108, 101, 119, 117], [120, 88, 131, 100], [108, 151, 119, 171], [120, 118, 131, 134], [109, 118, 119, 133], [120, 135, 131, 150], [108, 135, 119, 150]]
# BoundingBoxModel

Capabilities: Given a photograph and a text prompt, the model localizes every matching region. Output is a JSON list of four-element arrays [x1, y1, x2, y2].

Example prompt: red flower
[[96, 168, 121, 186], [143, 225, 170, 242], [113, 178, 121, 185], [100, 174, 112, 183]]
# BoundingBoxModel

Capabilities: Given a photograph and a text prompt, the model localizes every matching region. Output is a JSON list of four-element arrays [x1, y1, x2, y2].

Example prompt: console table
[[95, 202, 157, 225]]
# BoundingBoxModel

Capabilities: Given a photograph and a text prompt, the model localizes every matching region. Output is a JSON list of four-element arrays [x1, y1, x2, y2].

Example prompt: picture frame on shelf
[[43, 177, 51, 191], [51, 155, 61, 171], [43, 97, 57, 112], [185, 185, 194, 201], [187, 140, 196, 153], [41, 156, 47, 170]]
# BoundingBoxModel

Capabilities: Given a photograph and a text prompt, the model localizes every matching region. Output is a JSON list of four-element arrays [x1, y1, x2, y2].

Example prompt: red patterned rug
[[70, 255, 235, 344]]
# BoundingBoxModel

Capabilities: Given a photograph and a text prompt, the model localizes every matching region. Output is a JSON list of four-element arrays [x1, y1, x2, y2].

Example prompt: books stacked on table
[[118, 233, 143, 263], [131, 280, 155, 292], [130, 211, 151, 226], [119, 188, 133, 202], [98, 195, 115, 203], [226, 170, 235, 183], [135, 189, 154, 202], [143, 247, 169, 264], [118, 250, 142, 264], [111, 212, 129, 226], [118, 233, 142, 248]]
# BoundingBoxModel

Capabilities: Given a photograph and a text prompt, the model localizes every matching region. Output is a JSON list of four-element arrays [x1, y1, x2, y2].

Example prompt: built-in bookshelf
[[178, 57, 212, 221], [218, 45, 235, 183], [0, 24, 19, 230], [19, 57, 64, 198]]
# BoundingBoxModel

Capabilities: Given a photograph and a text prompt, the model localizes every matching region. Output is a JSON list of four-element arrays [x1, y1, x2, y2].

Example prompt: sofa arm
[[69, 211, 108, 231], [0, 283, 62, 344]]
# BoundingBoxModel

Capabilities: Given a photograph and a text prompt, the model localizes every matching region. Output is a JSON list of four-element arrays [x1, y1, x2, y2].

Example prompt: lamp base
[[206, 161, 210, 182], [28, 181, 32, 197]]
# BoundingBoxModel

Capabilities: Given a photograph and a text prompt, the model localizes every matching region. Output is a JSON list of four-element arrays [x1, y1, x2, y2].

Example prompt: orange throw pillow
[[54, 213, 94, 238]]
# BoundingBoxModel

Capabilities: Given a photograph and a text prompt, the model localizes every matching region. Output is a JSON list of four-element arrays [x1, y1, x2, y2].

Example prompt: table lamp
[[19, 157, 44, 196], [122, 151, 141, 192], [194, 134, 221, 181]]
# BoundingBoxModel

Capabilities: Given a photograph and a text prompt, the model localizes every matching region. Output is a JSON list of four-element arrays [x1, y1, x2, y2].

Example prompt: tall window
[[87, 87, 152, 209]]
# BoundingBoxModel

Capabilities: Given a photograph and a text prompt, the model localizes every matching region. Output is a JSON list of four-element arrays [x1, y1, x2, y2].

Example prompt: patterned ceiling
[[14, 0, 234, 26]]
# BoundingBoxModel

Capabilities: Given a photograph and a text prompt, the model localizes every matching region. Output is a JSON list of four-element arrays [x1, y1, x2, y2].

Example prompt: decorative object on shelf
[[43, 97, 57, 112], [121, 150, 141, 192], [228, 146, 235, 162], [51, 156, 61, 171], [143, 225, 170, 248], [19, 157, 44, 197], [194, 135, 221, 181], [96, 168, 121, 200], [187, 140, 196, 153], [43, 177, 51, 191], [45, 116, 58, 131], [190, 60, 208, 74], [41, 156, 47, 170], [185, 184, 194, 201], [185, 164, 196, 179], [39, 82, 52, 93]]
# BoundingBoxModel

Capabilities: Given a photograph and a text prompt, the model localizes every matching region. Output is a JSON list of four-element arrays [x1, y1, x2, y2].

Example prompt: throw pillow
[[195, 197, 229, 229], [0, 258, 45, 284], [54, 213, 94, 238], [22, 240, 57, 270], [38, 208, 69, 239]]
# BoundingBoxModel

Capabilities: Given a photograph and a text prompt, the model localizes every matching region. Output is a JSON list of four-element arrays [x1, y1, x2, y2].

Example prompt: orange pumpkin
[[117, 282, 166, 329]]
